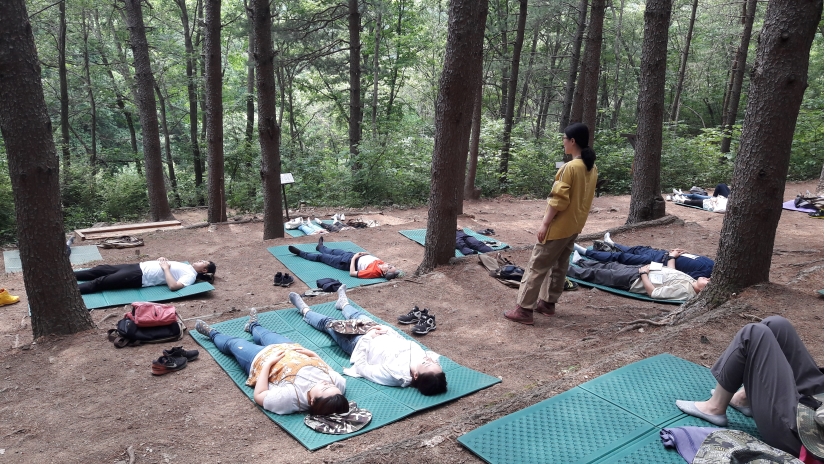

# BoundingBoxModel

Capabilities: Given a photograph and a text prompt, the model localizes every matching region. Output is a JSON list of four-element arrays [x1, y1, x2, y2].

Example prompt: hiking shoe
[[503, 306, 534, 325], [0, 289, 20, 307], [243, 308, 258, 333], [412, 314, 436, 335], [317, 236, 324, 250], [151, 355, 187, 375], [535, 300, 556, 316], [194, 320, 213, 337], [280, 273, 294, 287], [288, 245, 301, 255], [163, 346, 199, 361], [563, 278, 579, 291], [398, 306, 427, 324], [274, 272, 283, 286]]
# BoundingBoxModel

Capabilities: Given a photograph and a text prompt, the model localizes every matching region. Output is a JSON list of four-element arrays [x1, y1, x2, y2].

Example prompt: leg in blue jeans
[[302, 304, 371, 354], [683, 193, 710, 200], [210, 326, 293, 374], [297, 246, 354, 271]]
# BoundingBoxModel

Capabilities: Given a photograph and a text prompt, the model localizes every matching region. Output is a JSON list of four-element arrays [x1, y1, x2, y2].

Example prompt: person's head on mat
[[694, 277, 710, 292], [307, 381, 349, 415], [192, 260, 217, 282], [410, 357, 447, 396], [380, 263, 401, 279]]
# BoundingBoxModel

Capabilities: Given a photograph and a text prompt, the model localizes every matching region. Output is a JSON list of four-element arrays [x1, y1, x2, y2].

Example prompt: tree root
[[577, 215, 681, 242], [617, 318, 670, 327], [787, 264, 823, 285], [96, 313, 117, 327]]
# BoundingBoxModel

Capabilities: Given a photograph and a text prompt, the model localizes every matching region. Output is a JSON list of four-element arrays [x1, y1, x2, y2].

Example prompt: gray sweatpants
[[565, 260, 640, 290], [712, 316, 823, 455]]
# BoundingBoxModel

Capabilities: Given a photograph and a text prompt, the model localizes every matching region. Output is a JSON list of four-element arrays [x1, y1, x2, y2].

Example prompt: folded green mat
[[568, 252, 685, 304], [284, 220, 335, 237], [81, 281, 215, 309], [189, 300, 501, 450], [398, 228, 509, 257], [458, 353, 758, 464], [4, 246, 103, 273], [267, 241, 387, 289]]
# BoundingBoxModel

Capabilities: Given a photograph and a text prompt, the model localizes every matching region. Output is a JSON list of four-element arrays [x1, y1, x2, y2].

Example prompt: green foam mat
[[284, 220, 334, 237], [568, 252, 685, 304], [458, 354, 759, 464], [398, 228, 509, 257], [189, 300, 501, 450], [81, 281, 214, 309], [4, 246, 103, 273], [267, 241, 387, 289], [674, 202, 707, 211]]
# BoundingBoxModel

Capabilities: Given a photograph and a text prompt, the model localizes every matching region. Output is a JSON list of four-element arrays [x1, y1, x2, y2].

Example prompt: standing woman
[[504, 123, 598, 325]]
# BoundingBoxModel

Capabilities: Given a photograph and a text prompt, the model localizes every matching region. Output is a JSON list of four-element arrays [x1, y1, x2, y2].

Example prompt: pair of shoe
[[273, 272, 294, 287], [331, 213, 346, 222], [809, 209, 824, 219], [476, 228, 495, 236], [672, 188, 684, 195], [397, 306, 436, 335], [0, 288, 20, 307], [151, 346, 199, 375]]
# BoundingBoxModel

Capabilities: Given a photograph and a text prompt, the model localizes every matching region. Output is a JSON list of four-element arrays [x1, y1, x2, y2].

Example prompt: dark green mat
[[81, 281, 215, 309], [568, 252, 686, 305], [674, 202, 707, 211], [458, 353, 758, 464], [189, 300, 501, 450], [398, 228, 509, 257], [4, 246, 103, 273], [284, 220, 334, 237], [267, 241, 387, 289]]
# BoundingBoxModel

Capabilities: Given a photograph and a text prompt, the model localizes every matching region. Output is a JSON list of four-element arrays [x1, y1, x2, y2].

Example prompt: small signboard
[[281, 173, 294, 184], [555, 161, 565, 169]]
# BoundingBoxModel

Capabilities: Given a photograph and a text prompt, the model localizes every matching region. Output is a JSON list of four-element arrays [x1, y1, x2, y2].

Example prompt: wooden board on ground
[[75, 220, 182, 240]]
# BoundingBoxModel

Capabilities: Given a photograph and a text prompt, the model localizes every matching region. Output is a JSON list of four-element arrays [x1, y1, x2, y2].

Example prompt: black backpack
[[107, 315, 186, 348]]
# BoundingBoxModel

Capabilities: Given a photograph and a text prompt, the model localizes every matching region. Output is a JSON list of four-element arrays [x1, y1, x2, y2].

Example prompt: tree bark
[[81, 10, 98, 172], [154, 81, 181, 207], [817, 166, 824, 195], [516, 26, 540, 124], [58, 0, 71, 186], [123, 0, 174, 222], [497, 0, 509, 119], [348, 0, 363, 186], [464, 80, 483, 201], [175, 0, 204, 204], [561, 0, 588, 130], [110, 12, 142, 174], [626, 0, 672, 224], [204, 0, 226, 223], [0, 0, 94, 337], [417, 0, 488, 274], [498, 0, 528, 192], [676, 0, 823, 322], [579, 0, 606, 146], [720, 0, 758, 153], [371, 11, 381, 134], [670, 0, 698, 123], [250, 0, 284, 240]]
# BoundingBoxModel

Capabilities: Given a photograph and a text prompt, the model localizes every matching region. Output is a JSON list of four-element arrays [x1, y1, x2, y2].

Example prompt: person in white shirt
[[290, 286, 447, 395], [74, 257, 215, 294]]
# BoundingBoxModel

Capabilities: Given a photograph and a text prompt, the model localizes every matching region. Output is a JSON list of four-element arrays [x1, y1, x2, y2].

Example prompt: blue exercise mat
[[398, 228, 509, 257], [267, 241, 387, 289], [189, 300, 501, 450], [4, 246, 103, 273], [284, 220, 335, 237], [458, 353, 758, 464]]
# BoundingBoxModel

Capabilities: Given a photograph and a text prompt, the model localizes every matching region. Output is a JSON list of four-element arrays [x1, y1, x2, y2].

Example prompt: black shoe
[[281, 273, 294, 287], [563, 278, 579, 291], [274, 272, 283, 285], [288, 245, 301, 255], [398, 306, 427, 325], [412, 314, 436, 335], [163, 346, 199, 361], [317, 236, 324, 251], [151, 355, 187, 375]]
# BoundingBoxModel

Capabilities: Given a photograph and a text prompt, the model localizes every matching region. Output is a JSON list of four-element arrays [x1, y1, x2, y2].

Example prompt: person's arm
[[349, 252, 368, 277], [253, 354, 283, 406], [637, 264, 656, 296], [536, 204, 559, 244], [158, 257, 185, 291], [293, 347, 321, 360], [665, 249, 684, 269]]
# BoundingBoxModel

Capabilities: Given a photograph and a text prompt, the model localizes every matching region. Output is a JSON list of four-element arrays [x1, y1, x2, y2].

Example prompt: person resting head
[[307, 381, 350, 415], [410, 359, 448, 396]]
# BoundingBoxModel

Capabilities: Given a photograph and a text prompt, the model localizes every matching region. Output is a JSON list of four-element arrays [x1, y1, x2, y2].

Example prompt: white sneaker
[[673, 188, 680, 195], [666, 195, 673, 201], [572, 250, 583, 263], [604, 232, 614, 246]]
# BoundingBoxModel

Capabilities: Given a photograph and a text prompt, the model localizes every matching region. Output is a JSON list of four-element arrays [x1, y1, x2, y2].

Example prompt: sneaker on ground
[[280, 273, 294, 287], [398, 306, 426, 324], [163, 346, 199, 361], [151, 355, 187, 375], [412, 314, 436, 335]]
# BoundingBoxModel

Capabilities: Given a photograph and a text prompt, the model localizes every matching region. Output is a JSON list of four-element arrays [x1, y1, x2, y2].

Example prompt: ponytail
[[581, 147, 596, 172], [563, 123, 596, 172]]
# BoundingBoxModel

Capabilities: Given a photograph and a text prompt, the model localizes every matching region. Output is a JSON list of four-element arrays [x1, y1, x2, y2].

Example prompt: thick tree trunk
[[348, 0, 363, 184], [562, 0, 588, 130], [670, 0, 698, 122], [516, 27, 539, 124], [677, 0, 822, 322], [626, 0, 672, 224], [371, 11, 381, 134], [417, 0, 488, 274], [204, 0, 226, 223], [497, 0, 509, 119], [81, 10, 98, 172], [245, 22, 255, 145], [175, 0, 204, 204], [817, 167, 824, 195], [464, 81, 483, 201], [720, 0, 758, 153], [579, 0, 606, 146], [251, 0, 284, 240], [58, 0, 71, 186], [123, 0, 174, 222], [498, 0, 528, 192], [0, 0, 94, 337], [110, 13, 142, 174], [154, 82, 181, 207]]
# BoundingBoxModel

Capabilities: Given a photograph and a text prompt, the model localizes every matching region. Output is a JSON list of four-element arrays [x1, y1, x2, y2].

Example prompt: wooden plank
[[75, 220, 182, 240]]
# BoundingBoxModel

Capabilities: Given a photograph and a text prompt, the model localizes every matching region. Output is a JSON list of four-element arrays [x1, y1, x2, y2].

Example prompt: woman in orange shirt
[[289, 238, 401, 279]]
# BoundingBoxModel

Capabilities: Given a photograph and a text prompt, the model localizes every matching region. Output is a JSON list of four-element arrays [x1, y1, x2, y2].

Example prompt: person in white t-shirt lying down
[[566, 252, 709, 300], [289, 286, 447, 396], [74, 257, 216, 294]]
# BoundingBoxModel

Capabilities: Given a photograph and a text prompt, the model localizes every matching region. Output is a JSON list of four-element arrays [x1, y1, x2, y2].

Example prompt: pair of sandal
[[273, 272, 294, 287]]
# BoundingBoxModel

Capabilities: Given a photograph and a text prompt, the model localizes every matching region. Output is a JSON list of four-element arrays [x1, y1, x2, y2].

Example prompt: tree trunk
[[58, 0, 71, 186], [670, 0, 698, 123], [497, 0, 509, 119], [0, 0, 94, 337], [154, 82, 181, 207], [516, 26, 539, 125], [561, 0, 588, 130], [579, 0, 606, 146], [81, 10, 98, 172], [348, 0, 363, 185], [610, 0, 626, 129], [204, 0, 226, 223], [123, 0, 174, 222], [251, 0, 284, 240], [245, 21, 255, 145], [677, 0, 822, 321], [817, 166, 824, 195], [175, 0, 204, 204], [371, 11, 381, 134], [110, 12, 142, 174], [626, 0, 672, 224], [417, 0, 488, 274], [720, 0, 758, 153], [464, 80, 483, 201], [498, 0, 528, 192]]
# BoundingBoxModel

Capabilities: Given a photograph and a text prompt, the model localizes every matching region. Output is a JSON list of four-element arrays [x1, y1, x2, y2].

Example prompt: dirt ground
[[0, 180, 822, 463]]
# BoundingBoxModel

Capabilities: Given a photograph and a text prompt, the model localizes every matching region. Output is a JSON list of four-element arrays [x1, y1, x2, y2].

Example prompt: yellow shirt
[[545, 159, 598, 241]]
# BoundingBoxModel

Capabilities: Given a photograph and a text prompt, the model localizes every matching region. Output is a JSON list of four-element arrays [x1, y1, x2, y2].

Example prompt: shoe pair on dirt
[[397, 306, 436, 335], [151, 346, 199, 376], [503, 299, 556, 326], [273, 272, 294, 287]]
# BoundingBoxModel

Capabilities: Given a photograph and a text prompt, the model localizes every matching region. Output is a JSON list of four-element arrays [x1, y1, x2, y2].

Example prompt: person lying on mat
[[675, 316, 824, 458], [573, 233, 714, 279], [74, 258, 216, 294], [289, 286, 447, 396], [455, 227, 494, 255], [288, 237, 401, 279], [566, 252, 709, 300], [193, 317, 350, 416]]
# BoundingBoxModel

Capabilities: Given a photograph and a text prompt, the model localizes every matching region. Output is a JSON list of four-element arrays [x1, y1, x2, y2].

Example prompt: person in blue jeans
[[289, 286, 447, 396], [677, 183, 730, 200], [573, 233, 714, 279], [193, 315, 349, 416]]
